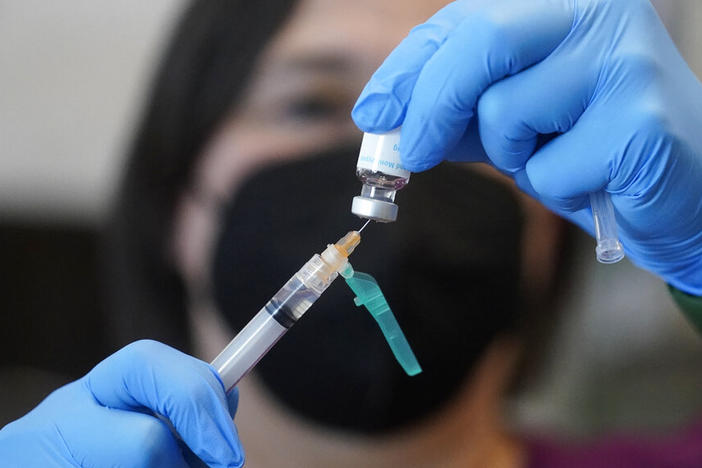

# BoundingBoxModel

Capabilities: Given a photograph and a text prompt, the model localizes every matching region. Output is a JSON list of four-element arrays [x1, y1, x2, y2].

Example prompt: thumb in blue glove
[[0, 340, 244, 467], [352, 0, 702, 295]]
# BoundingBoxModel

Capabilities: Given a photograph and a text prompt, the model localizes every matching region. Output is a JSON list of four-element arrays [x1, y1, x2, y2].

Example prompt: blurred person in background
[[0, 1, 554, 466], [106, 0, 552, 465], [2, 0, 702, 467]]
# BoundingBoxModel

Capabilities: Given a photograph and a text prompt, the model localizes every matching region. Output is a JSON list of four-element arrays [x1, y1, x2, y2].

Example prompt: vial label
[[356, 128, 410, 179]]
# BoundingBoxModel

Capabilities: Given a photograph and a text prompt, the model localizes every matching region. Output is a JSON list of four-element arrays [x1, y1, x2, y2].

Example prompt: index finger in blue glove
[[86, 340, 244, 468], [401, 0, 573, 172], [227, 387, 239, 416], [0, 379, 192, 468], [351, 1, 471, 133], [67, 386, 192, 468]]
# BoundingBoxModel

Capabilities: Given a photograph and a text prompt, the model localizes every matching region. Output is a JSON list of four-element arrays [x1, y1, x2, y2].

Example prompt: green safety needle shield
[[340, 264, 422, 376]]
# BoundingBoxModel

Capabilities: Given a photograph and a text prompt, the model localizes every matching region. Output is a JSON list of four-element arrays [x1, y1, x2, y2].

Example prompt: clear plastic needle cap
[[340, 264, 422, 376]]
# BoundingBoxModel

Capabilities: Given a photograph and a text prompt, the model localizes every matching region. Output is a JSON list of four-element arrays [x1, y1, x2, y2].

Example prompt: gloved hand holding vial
[[352, 0, 702, 295]]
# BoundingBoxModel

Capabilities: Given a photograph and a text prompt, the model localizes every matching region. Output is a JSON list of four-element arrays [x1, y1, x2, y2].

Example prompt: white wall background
[[655, 0, 702, 78], [0, 0, 185, 223]]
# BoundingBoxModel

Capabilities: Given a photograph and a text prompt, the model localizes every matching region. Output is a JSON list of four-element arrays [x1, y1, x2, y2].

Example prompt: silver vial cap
[[351, 196, 398, 223]]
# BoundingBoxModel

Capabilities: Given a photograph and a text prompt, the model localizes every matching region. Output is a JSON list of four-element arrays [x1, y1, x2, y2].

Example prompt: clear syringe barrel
[[211, 231, 360, 394], [212, 308, 289, 394]]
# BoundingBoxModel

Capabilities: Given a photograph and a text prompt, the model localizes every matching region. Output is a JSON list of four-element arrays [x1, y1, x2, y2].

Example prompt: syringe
[[211, 230, 362, 394]]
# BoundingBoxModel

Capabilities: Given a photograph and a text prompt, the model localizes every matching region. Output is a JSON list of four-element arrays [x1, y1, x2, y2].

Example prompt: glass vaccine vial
[[351, 128, 410, 223]]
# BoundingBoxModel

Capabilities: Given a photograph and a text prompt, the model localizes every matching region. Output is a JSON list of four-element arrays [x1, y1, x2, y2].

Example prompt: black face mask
[[212, 144, 523, 434]]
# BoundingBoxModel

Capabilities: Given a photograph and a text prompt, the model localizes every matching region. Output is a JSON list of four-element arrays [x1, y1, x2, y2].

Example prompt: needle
[[358, 219, 371, 233]]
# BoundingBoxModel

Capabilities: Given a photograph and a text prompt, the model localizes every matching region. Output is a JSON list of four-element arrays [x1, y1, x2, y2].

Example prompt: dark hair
[[104, 0, 297, 351]]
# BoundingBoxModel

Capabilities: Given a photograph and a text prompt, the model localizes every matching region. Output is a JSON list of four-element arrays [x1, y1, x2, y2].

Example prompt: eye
[[282, 93, 346, 123]]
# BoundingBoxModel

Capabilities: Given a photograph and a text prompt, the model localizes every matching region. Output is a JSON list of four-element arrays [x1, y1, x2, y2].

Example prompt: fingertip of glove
[[556, 197, 590, 213], [352, 92, 404, 133], [225, 388, 239, 416], [226, 432, 245, 468], [205, 448, 245, 468], [221, 447, 244, 468], [206, 363, 228, 391], [208, 422, 245, 468], [514, 170, 536, 196], [401, 149, 443, 172]]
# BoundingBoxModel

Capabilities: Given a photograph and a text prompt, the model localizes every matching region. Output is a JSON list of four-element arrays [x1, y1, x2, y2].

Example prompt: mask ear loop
[[340, 263, 422, 376]]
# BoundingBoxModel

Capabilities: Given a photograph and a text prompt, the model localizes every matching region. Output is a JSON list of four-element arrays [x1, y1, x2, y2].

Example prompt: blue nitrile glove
[[352, 0, 702, 295], [0, 340, 244, 468]]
